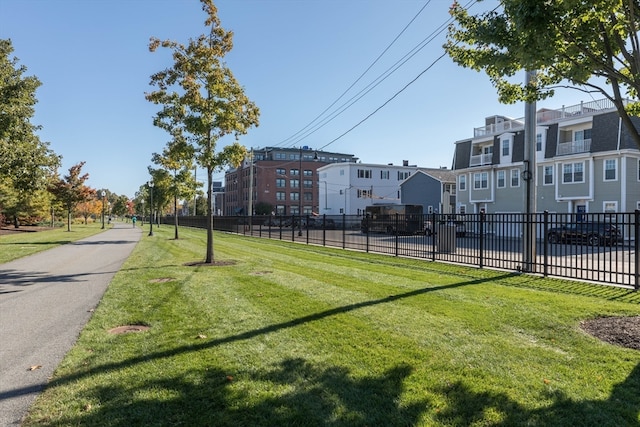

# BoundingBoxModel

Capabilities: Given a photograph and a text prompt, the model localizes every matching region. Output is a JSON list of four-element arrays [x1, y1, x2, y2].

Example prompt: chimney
[[402, 160, 409, 167]]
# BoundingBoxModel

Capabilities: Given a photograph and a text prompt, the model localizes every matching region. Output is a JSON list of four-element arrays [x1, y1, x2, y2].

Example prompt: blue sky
[[1, 0, 591, 198]]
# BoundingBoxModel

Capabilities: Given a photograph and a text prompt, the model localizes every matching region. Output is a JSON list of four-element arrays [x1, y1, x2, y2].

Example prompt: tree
[[255, 201, 273, 216], [146, 0, 260, 263], [0, 39, 60, 226], [48, 162, 95, 231], [445, 0, 640, 149], [151, 131, 198, 239]]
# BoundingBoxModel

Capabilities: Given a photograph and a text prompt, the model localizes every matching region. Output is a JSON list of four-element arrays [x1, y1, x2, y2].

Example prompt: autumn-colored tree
[[48, 162, 95, 231], [445, 0, 640, 149], [77, 199, 102, 225], [146, 0, 259, 263]]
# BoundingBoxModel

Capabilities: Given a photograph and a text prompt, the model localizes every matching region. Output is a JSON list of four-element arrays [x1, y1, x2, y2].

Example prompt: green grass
[[21, 225, 640, 426], [0, 223, 107, 263]]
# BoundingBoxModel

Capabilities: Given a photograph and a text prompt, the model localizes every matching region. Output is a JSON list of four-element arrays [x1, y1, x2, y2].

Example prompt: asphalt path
[[0, 222, 142, 426]]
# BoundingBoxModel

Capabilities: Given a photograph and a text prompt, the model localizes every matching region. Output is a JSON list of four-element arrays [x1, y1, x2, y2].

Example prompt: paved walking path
[[0, 223, 142, 426]]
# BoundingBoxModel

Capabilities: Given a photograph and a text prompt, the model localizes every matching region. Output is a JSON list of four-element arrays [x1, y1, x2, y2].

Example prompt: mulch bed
[[0, 225, 55, 236], [581, 316, 640, 350]]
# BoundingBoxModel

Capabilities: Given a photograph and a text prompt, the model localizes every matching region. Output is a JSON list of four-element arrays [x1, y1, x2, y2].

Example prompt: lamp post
[[148, 181, 154, 236], [101, 191, 106, 229], [141, 199, 144, 226]]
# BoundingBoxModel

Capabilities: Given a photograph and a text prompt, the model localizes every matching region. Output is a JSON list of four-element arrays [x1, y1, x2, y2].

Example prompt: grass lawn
[[0, 223, 107, 264], [22, 225, 640, 426]]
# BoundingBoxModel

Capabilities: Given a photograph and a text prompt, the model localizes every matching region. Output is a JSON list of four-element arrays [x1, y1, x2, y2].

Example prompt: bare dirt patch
[[580, 316, 640, 350], [108, 325, 150, 334]]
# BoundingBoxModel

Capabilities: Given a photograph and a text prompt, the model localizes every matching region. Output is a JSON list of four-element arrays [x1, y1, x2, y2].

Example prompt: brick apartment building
[[224, 146, 356, 216]]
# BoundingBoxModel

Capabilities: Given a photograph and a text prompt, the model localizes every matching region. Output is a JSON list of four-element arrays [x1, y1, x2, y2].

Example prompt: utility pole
[[248, 149, 254, 230], [523, 70, 537, 272]]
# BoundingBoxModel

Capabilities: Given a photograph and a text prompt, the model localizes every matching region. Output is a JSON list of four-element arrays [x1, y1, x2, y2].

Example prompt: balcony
[[469, 153, 493, 166], [556, 139, 591, 156], [473, 98, 625, 138]]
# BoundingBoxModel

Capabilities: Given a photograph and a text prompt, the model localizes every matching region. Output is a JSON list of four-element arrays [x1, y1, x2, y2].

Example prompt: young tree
[[445, 0, 640, 149], [48, 162, 95, 231], [146, 0, 259, 263], [151, 131, 198, 239]]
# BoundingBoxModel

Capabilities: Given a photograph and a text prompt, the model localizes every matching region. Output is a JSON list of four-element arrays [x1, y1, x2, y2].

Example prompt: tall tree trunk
[[205, 165, 214, 263], [174, 194, 179, 240]]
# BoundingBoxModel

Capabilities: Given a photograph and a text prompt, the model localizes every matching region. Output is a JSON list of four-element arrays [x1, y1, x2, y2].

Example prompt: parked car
[[547, 222, 622, 246], [306, 217, 336, 229]]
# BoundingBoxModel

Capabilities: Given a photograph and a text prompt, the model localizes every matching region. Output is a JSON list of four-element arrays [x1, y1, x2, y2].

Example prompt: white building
[[317, 161, 419, 215]]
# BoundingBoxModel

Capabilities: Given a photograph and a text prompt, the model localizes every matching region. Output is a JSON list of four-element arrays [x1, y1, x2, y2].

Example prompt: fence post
[[322, 214, 326, 246], [431, 212, 436, 261], [635, 210, 639, 291], [395, 213, 399, 256], [365, 214, 370, 253], [305, 214, 309, 244], [342, 214, 346, 249], [543, 211, 549, 277], [479, 210, 485, 269]]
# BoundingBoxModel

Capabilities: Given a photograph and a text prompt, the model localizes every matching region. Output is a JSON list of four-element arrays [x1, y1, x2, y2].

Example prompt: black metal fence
[[165, 211, 640, 290]]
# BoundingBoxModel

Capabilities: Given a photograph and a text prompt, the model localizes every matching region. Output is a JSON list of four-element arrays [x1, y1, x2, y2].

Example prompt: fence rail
[[164, 211, 640, 290]]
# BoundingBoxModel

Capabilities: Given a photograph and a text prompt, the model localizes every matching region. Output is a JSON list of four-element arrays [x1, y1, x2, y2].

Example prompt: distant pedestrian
[[132, 216, 137, 227]]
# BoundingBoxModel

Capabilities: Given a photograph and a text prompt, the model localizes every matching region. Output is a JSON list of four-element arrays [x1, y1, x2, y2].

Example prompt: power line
[[273, 1, 433, 148]]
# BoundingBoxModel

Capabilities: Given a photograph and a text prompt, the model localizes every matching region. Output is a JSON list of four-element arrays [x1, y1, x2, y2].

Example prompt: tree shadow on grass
[[432, 362, 640, 426], [29, 358, 426, 427]]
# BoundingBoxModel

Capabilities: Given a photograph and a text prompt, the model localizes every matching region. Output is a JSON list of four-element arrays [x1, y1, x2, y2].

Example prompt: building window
[[290, 168, 299, 176], [510, 169, 520, 187], [276, 191, 286, 201], [340, 169, 345, 176], [276, 179, 286, 188], [381, 170, 390, 179], [304, 192, 313, 201], [459, 175, 466, 191], [603, 201, 617, 213], [303, 179, 313, 188], [473, 172, 488, 189], [496, 170, 506, 188], [536, 133, 542, 152], [275, 153, 286, 160], [604, 159, 617, 181], [501, 139, 510, 156], [304, 169, 313, 176], [290, 179, 299, 188], [276, 168, 285, 175], [427, 205, 434, 214], [397, 171, 410, 180], [563, 162, 584, 183], [290, 192, 299, 201], [458, 205, 466, 214], [357, 169, 372, 178], [357, 189, 372, 198], [276, 205, 285, 215], [544, 165, 554, 185]]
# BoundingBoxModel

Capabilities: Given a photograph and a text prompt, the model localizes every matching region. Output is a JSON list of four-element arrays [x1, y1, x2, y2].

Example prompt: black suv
[[547, 222, 622, 246]]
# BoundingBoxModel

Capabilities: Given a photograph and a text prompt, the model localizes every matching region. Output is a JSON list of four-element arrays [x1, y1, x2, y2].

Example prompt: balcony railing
[[469, 153, 493, 167], [556, 139, 591, 156], [473, 98, 625, 138]]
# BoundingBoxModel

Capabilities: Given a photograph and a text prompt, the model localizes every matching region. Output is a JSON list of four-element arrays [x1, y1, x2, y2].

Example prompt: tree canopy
[[0, 39, 60, 225], [445, 0, 640, 148], [49, 162, 95, 231], [146, 0, 260, 263]]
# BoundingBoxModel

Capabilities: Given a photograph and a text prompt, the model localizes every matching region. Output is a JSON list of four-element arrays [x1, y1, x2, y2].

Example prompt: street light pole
[[148, 181, 154, 237], [101, 191, 106, 229]]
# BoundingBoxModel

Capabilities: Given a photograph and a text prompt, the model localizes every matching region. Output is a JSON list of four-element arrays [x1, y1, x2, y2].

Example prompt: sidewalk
[[0, 222, 142, 426]]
